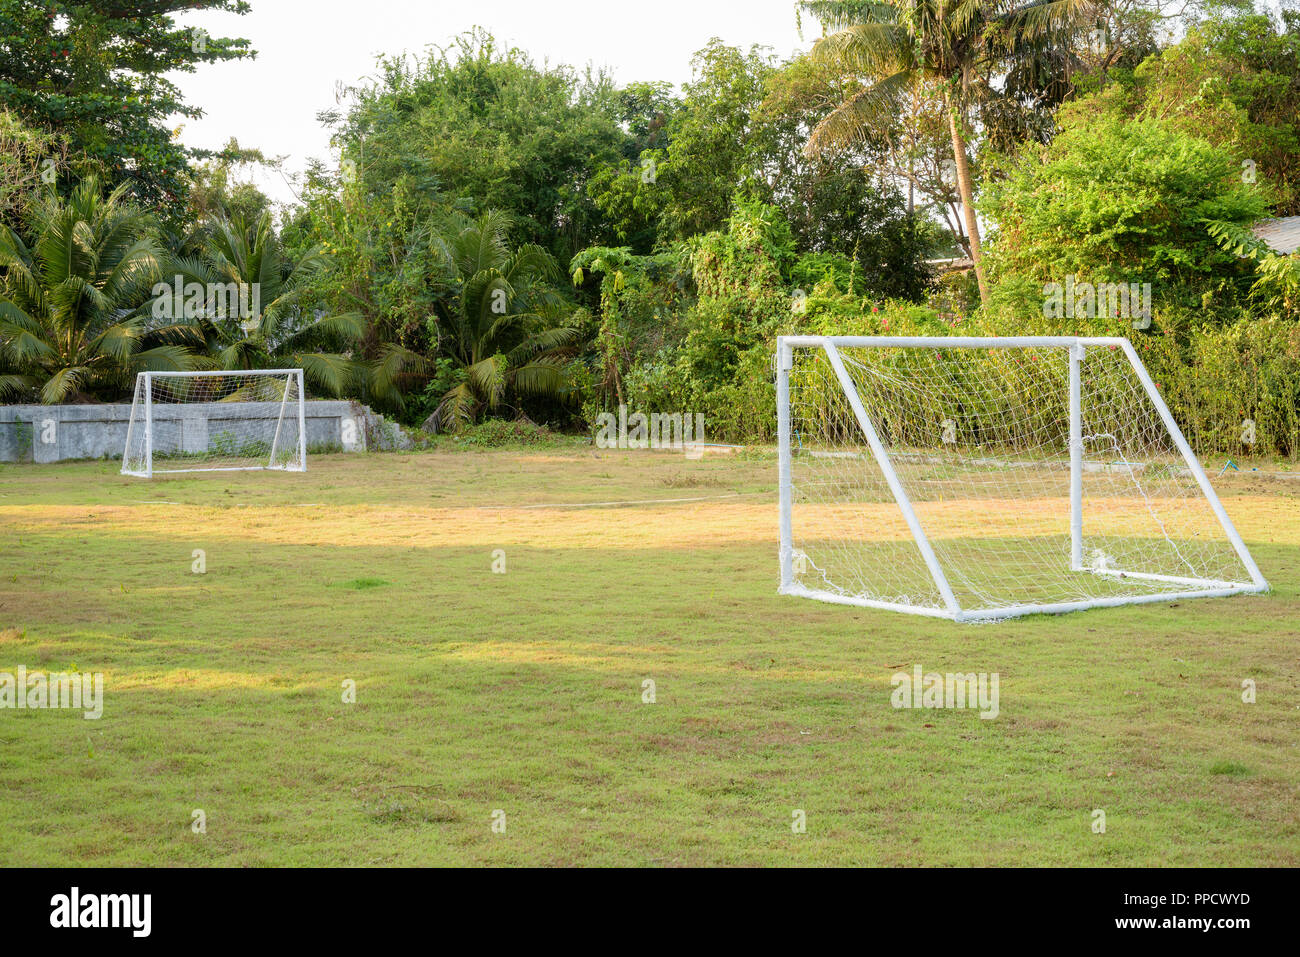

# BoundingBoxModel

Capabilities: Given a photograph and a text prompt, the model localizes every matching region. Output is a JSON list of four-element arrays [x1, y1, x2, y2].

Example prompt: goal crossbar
[[125, 369, 305, 377], [776, 335, 1268, 622]]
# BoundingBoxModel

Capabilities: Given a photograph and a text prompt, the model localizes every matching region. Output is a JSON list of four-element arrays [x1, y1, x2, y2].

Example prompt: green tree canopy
[[423, 209, 579, 431], [798, 0, 1101, 305], [0, 0, 254, 210], [587, 41, 932, 298], [1065, 5, 1300, 215], [326, 29, 626, 262]]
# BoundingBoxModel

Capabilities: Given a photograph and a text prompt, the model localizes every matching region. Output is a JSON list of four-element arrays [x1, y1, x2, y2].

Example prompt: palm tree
[[160, 211, 366, 396], [423, 210, 579, 431], [0, 177, 192, 402], [799, 0, 1096, 306]]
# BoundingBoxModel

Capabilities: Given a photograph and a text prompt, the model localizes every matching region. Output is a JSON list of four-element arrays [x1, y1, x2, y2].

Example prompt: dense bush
[[1142, 314, 1300, 459], [445, 418, 558, 448], [983, 114, 1266, 296]]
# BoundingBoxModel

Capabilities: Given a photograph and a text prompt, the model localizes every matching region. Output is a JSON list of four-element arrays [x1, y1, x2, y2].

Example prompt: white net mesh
[[783, 341, 1260, 619], [121, 371, 305, 476]]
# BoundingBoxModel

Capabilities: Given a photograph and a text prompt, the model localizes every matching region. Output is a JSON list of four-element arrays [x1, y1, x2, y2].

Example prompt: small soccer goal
[[121, 370, 306, 478], [775, 336, 1268, 622]]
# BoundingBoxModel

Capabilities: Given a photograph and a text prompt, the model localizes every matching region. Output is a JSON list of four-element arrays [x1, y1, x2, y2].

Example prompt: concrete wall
[[0, 400, 371, 463]]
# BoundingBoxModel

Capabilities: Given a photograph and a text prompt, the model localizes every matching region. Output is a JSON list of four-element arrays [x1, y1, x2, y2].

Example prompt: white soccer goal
[[776, 336, 1268, 622], [121, 370, 306, 477]]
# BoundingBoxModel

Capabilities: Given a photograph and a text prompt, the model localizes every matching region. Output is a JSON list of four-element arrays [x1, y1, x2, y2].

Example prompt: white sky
[[169, 0, 813, 207]]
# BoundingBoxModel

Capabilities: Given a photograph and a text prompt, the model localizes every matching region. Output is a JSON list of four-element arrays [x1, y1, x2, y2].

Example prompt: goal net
[[121, 370, 306, 477], [776, 336, 1268, 622]]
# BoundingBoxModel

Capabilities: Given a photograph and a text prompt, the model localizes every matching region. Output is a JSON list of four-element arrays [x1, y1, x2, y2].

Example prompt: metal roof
[[1251, 216, 1300, 254]]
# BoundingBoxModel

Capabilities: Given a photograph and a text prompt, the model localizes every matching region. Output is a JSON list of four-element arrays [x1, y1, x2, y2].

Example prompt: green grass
[[1207, 760, 1254, 778], [0, 450, 1297, 866]]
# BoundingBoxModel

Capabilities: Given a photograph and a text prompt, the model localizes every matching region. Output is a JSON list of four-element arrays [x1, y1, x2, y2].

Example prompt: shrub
[[450, 418, 556, 448], [984, 114, 1266, 299], [1141, 313, 1300, 460]]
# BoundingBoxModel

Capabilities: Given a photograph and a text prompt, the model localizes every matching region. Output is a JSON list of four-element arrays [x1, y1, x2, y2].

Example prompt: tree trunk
[[946, 92, 989, 307], [908, 153, 915, 214]]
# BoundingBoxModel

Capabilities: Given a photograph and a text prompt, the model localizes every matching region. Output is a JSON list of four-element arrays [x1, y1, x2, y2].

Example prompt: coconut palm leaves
[[424, 210, 580, 431], [0, 177, 190, 402], [158, 211, 367, 396], [799, 0, 1098, 305]]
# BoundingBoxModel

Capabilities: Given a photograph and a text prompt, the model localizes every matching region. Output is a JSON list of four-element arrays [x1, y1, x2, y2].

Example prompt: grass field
[[1, 446, 1298, 866]]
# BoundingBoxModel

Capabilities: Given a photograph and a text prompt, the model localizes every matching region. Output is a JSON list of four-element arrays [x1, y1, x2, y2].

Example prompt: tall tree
[[0, 1, 254, 209], [586, 81, 678, 252], [799, 0, 1097, 306], [327, 29, 626, 262], [752, 54, 934, 300], [654, 41, 777, 240]]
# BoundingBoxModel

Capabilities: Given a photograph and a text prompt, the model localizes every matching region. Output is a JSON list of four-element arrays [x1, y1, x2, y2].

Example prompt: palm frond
[[455, 210, 514, 277], [806, 69, 913, 154], [1003, 0, 1099, 41], [217, 340, 255, 370], [0, 229, 43, 314], [84, 321, 144, 361], [505, 325, 581, 365], [465, 355, 508, 409], [503, 243, 560, 285], [39, 365, 87, 403], [510, 355, 572, 399], [808, 20, 909, 74], [426, 380, 480, 434], [0, 373, 39, 401], [295, 351, 361, 397], [131, 345, 197, 373], [799, 1, 896, 33], [1204, 219, 1272, 261], [100, 238, 163, 308], [368, 342, 429, 406], [277, 311, 365, 353], [0, 304, 56, 364]]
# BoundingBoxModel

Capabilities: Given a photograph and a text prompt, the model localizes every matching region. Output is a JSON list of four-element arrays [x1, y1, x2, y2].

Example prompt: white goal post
[[121, 370, 307, 478], [776, 336, 1268, 622]]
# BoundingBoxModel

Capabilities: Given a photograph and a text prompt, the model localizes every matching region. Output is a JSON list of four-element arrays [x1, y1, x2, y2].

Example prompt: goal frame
[[775, 335, 1269, 622], [121, 369, 308, 478]]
